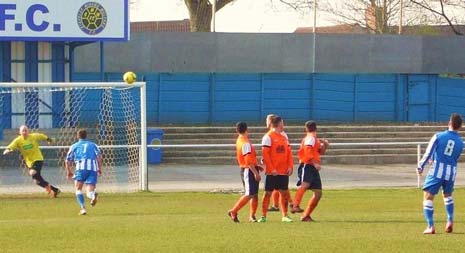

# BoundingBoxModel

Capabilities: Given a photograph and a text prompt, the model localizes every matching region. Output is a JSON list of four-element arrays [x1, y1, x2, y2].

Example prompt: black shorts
[[265, 175, 289, 191], [296, 163, 304, 186], [240, 168, 259, 196], [297, 163, 322, 190], [30, 161, 44, 172]]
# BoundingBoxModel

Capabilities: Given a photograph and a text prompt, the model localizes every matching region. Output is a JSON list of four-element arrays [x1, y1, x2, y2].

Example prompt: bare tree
[[130, 0, 235, 32], [411, 0, 465, 35], [274, 0, 313, 11], [184, 0, 235, 32], [322, 0, 404, 34], [277, 0, 436, 34]]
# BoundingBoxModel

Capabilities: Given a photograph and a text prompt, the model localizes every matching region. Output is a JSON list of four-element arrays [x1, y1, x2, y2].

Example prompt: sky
[[129, 0, 335, 33]]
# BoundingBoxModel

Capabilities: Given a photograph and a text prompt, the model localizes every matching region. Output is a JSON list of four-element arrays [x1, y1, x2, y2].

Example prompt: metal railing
[[146, 142, 430, 170], [147, 141, 433, 189], [0, 141, 440, 190]]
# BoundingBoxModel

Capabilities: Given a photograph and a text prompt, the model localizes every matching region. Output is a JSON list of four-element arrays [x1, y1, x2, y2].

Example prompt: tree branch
[[216, 0, 234, 12], [411, 0, 464, 35], [276, 0, 313, 10], [439, 0, 445, 16]]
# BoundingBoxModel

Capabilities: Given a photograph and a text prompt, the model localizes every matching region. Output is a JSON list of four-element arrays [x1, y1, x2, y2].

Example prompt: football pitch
[[1, 189, 465, 252]]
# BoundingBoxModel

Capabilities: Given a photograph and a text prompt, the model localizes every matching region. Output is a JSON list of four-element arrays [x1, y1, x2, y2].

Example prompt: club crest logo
[[77, 2, 107, 35]]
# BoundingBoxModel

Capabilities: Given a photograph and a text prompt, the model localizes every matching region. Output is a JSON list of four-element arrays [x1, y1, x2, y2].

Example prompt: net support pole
[[211, 0, 216, 32], [140, 82, 148, 191], [312, 0, 317, 74]]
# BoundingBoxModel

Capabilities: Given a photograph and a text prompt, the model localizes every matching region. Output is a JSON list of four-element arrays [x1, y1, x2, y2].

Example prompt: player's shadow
[[323, 220, 425, 224]]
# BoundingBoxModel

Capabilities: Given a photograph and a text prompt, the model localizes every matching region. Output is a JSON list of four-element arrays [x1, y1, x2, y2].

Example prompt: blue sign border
[[0, 0, 129, 42]]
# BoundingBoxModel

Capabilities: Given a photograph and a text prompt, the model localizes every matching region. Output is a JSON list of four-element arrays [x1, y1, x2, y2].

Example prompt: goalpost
[[0, 82, 147, 193]]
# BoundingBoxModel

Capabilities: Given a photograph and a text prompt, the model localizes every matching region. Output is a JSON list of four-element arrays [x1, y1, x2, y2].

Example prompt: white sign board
[[0, 0, 129, 41]]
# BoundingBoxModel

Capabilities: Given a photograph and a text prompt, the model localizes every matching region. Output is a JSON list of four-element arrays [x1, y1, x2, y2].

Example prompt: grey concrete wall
[[315, 34, 424, 73], [74, 32, 465, 74], [422, 36, 465, 73]]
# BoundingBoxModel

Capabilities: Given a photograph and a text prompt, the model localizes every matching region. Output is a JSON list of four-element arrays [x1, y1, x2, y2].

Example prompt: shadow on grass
[[322, 220, 425, 224], [0, 191, 165, 199]]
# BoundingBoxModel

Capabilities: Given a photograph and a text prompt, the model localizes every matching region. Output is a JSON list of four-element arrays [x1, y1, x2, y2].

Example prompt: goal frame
[[0, 82, 148, 191]]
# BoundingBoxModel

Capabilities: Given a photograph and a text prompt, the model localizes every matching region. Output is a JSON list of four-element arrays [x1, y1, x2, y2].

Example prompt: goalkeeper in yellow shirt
[[3, 125, 60, 197]]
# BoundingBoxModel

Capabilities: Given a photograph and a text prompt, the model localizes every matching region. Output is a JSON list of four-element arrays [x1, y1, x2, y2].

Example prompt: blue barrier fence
[[73, 72, 465, 124]]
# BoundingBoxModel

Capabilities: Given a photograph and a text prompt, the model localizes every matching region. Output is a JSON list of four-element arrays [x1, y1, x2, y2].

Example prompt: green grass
[[1, 188, 465, 252]]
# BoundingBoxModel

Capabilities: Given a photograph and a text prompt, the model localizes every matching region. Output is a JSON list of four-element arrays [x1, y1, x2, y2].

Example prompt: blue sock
[[76, 190, 85, 209], [444, 197, 454, 222], [423, 200, 434, 227]]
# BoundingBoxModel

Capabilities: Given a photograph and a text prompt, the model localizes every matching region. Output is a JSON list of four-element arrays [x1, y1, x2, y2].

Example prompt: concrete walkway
[[148, 163, 465, 192], [2, 163, 464, 193]]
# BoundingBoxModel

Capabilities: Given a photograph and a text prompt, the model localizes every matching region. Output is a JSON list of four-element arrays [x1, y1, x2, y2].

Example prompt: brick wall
[[131, 19, 191, 32]]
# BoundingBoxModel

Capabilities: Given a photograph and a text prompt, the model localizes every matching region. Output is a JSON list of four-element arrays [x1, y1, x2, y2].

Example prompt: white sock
[[86, 191, 95, 199]]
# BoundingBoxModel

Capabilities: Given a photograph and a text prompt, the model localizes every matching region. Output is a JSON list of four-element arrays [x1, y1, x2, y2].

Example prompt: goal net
[[0, 82, 147, 194]]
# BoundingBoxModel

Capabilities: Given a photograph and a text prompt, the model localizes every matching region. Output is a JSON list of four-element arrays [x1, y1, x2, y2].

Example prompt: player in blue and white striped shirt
[[417, 113, 463, 234], [66, 129, 103, 215]]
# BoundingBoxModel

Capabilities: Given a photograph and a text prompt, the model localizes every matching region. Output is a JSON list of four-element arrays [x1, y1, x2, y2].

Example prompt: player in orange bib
[[228, 122, 262, 223], [265, 114, 293, 212], [291, 121, 329, 221], [265, 114, 280, 212], [258, 116, 294, 223]]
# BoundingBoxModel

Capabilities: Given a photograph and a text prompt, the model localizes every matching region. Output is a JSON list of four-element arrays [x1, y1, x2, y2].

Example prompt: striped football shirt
[[419, 130, 464, 181], [66, 139, 102, 171]]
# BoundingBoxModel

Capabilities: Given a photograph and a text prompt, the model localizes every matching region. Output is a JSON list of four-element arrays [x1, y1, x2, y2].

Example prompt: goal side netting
[[0, 82, 147, 194]]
